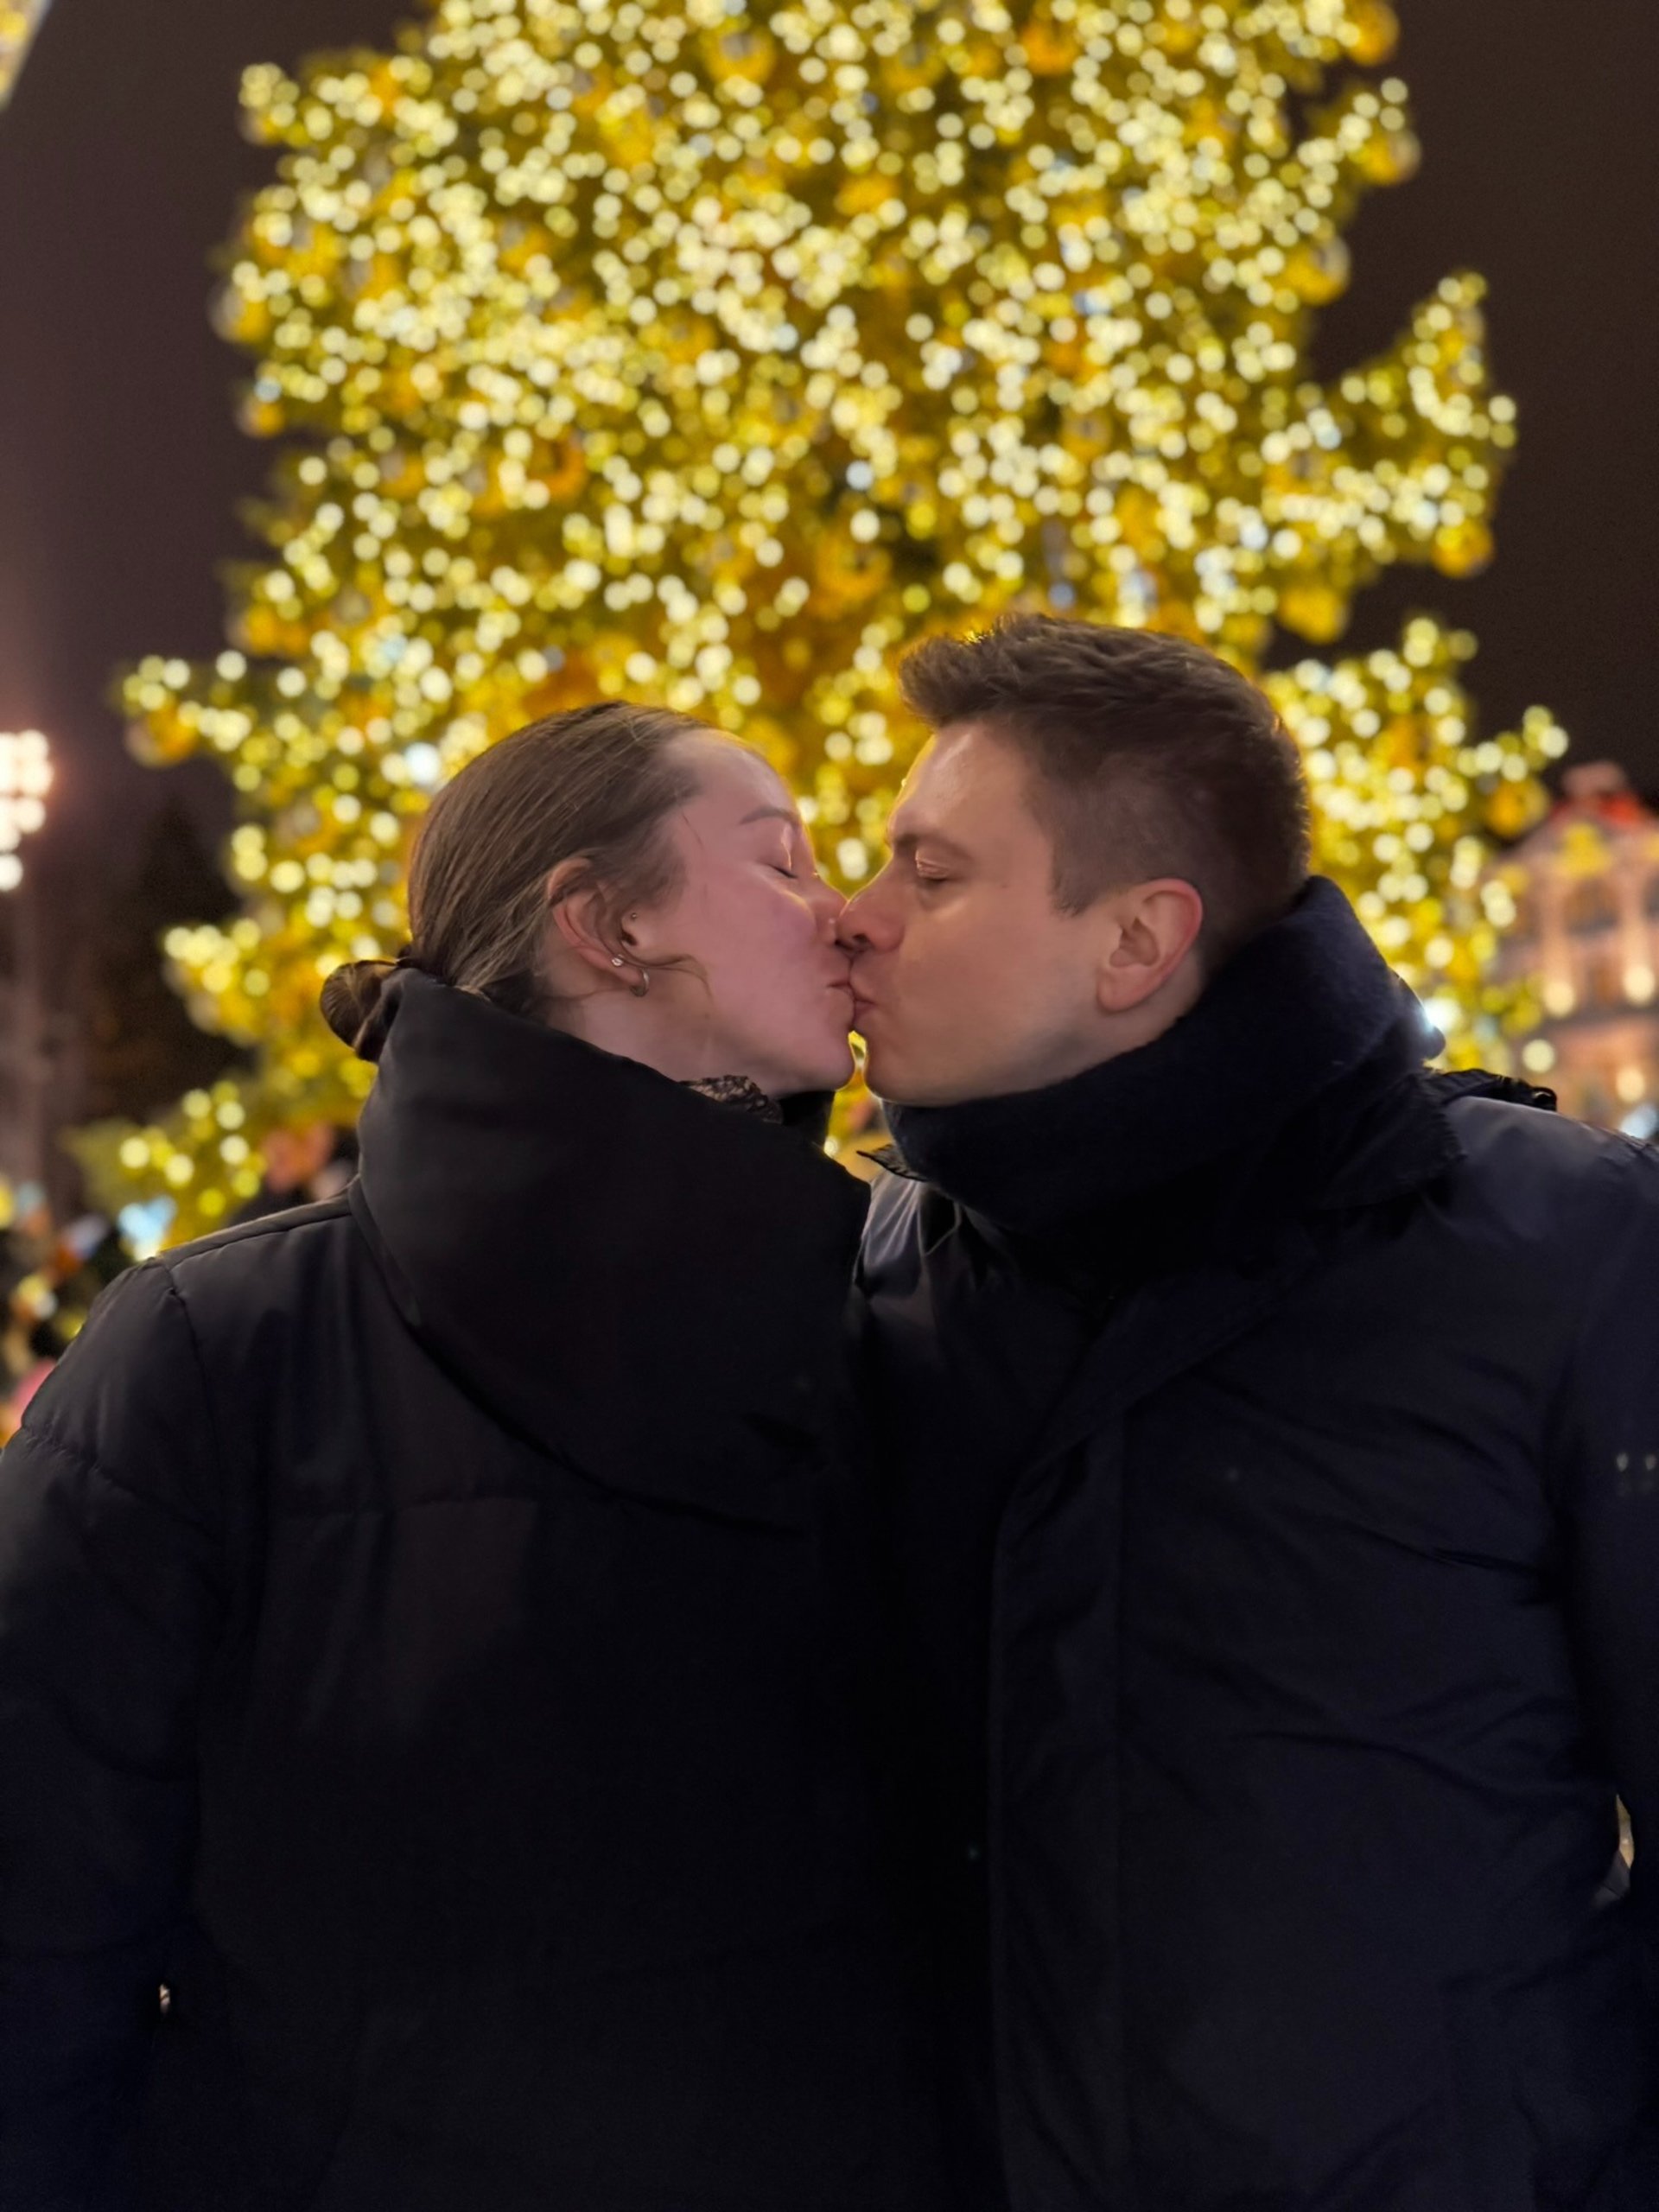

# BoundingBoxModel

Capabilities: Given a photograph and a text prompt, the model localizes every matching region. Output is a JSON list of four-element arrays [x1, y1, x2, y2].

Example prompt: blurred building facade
[[1491, 763, 1659, 1133]]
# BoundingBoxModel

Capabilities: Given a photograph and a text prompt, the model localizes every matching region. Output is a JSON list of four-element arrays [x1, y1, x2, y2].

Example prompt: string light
[[0, 730, 52, 893], [90, 0, 1560, 1238]]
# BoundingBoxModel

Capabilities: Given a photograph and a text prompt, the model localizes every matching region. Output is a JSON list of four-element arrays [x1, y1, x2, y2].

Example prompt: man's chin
[[866, 1047, 1018, 1109], [860, 1021, 977, 1108], [861, 1044, 955, 1111]]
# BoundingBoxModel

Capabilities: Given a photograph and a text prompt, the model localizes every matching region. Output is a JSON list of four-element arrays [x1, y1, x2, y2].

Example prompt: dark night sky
[[1, 0, 1656, 921]]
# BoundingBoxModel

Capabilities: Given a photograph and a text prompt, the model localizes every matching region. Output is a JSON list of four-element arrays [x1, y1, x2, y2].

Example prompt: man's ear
[[1096, 879, 1205, 1014], [546, 857, 627, 983]]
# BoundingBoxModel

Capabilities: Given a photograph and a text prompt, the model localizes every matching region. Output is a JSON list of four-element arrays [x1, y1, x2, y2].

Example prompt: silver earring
[[611, 956, 625, 969], [630, 969, 651, 1000]]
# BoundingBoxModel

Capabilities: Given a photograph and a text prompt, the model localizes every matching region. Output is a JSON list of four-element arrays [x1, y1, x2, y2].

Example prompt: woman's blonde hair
[[321, 702, 705, 1058]]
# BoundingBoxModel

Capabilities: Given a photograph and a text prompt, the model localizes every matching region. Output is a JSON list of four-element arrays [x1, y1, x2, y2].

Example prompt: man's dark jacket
[[0, 976, 946, 2212], [856, 880, 1659, 2212]]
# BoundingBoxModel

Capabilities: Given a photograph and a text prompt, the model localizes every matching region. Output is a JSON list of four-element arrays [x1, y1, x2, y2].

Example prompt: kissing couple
[[4, 615, 1658, 2212]]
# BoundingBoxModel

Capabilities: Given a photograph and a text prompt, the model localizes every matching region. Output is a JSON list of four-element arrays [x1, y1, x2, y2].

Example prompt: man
[[842, 614, 1659, 2212]]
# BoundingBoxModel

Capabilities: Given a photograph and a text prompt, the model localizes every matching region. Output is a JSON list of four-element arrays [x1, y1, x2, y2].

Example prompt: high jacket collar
[[881, 878, 1444, 1255], [352, 974, 868, 1526]]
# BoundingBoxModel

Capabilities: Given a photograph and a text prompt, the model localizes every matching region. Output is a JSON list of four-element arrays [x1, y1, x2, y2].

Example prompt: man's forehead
[[890, 721, 1021, 833]]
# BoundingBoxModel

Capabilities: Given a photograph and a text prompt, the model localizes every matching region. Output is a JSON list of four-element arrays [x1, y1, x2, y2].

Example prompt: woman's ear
[[545, 858, 627, 984]]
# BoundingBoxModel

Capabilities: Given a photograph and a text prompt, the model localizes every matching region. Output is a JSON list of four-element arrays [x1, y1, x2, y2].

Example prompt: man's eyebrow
[[889, 824, 974, 862], [740, 805, 802, 827]]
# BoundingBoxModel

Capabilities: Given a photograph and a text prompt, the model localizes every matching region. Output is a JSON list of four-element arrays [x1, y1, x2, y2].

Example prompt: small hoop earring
[[611, 952, 650, 997]]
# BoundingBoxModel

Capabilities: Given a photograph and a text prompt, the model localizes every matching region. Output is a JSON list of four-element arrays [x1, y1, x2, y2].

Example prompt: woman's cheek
[[790, 886, 828, 942]]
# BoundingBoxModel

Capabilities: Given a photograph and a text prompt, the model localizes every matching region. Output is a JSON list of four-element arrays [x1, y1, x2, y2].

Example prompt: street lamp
[[0, 2, 54, 111], [0, 729, 51, 891]]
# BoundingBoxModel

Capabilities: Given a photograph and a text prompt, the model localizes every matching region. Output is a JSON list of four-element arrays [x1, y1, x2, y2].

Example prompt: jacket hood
[[352, 974, 868, 1524]]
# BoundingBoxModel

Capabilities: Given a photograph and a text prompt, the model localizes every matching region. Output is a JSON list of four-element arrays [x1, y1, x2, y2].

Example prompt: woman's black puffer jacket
[[0, 976, 946, 2212]]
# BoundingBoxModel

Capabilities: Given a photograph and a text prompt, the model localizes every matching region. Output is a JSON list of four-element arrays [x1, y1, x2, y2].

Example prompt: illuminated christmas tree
[[92, 0, 1564, 1238]]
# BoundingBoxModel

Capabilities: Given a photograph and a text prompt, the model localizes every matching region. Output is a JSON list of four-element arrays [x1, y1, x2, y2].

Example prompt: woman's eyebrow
[[740, 805, 802, 827]]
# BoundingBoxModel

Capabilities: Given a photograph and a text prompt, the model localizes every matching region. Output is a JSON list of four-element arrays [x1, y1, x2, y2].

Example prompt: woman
[[0, 705, 947, 2210]]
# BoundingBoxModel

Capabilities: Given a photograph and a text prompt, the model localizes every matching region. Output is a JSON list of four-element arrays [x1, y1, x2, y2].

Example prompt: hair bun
[[321, 957, 404, 1063]]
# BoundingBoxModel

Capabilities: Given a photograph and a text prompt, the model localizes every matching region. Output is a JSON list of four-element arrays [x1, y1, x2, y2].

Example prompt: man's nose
[[837, 877, 896, 955]]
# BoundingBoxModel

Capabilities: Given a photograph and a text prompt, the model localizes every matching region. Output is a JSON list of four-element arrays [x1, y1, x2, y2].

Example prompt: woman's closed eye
[[770, 829, 817, 882]]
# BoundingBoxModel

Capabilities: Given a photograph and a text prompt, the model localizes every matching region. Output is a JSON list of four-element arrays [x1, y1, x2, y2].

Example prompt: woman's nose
[[807, 874, 848, 932]]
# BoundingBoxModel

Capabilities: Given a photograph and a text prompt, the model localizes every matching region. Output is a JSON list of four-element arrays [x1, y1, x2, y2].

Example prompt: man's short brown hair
[[898, 615, 1313, 964]]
